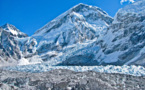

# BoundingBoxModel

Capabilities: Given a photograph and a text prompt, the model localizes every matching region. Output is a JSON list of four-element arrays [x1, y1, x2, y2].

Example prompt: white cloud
[[120, 0, 135, 5]]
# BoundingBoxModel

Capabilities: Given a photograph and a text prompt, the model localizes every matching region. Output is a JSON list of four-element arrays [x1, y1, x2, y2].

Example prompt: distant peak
[[72, 3, 92, 10], [70, 3, 108, 15], [0, 23, 18, 32], [0, 23, 28, 37], [5, 23, 9, 26], [2, 23, 9, 27], [75, 3, 89, 7], [78, 3, 85, 5], [2, 23, 14, 28]]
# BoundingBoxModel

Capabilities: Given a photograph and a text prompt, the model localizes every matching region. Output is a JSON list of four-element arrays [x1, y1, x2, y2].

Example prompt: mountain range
[[0, 0, 145, 67]]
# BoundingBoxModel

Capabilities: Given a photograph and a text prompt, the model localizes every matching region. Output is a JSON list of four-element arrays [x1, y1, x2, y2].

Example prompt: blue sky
[[0, 0, 134, 36]]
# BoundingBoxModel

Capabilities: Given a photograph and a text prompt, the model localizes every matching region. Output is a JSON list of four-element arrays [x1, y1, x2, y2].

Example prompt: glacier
[[3, 65, 145, 76]]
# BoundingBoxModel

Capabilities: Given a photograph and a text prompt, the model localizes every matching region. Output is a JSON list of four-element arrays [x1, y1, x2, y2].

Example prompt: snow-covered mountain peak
[[113, 0, 145, 23], [34, 3, 113, 36], [0, 23, 27, 38], [72, 3, 90, 9], [119, 0, 145, 14], [71, 3, 108, 15]]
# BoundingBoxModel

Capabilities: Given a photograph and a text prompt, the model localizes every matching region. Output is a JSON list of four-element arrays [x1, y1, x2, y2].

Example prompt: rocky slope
[[0, 24, 28, 66], [0, 69, 145, 90], [0, 24, 42, 66]]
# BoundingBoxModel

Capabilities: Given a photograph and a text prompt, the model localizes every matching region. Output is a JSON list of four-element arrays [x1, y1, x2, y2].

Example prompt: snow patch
[[18, 58, 30, 65]]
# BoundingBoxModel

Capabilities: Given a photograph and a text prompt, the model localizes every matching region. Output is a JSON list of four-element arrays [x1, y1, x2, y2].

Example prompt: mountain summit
[[34, 3, 113, 36], [1, 23, 27, 38]]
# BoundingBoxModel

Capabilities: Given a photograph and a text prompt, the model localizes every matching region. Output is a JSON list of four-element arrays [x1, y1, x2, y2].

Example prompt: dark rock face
[[0, 69, 145, 90], [0, 27, 22, 64], [0, 24, 40, 66]]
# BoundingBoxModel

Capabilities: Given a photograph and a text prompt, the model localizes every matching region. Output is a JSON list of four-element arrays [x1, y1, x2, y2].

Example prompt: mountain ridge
[[0, 23, 28, 38], [34, 3, 113, 36], [0, 0, 145, 67]]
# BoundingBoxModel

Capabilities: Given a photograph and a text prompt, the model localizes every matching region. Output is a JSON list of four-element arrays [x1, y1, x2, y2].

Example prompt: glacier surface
[[3, 65, 145, 76]]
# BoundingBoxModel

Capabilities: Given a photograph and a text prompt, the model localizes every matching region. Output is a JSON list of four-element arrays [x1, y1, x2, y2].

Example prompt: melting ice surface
[[3, 64, 145, 76]]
